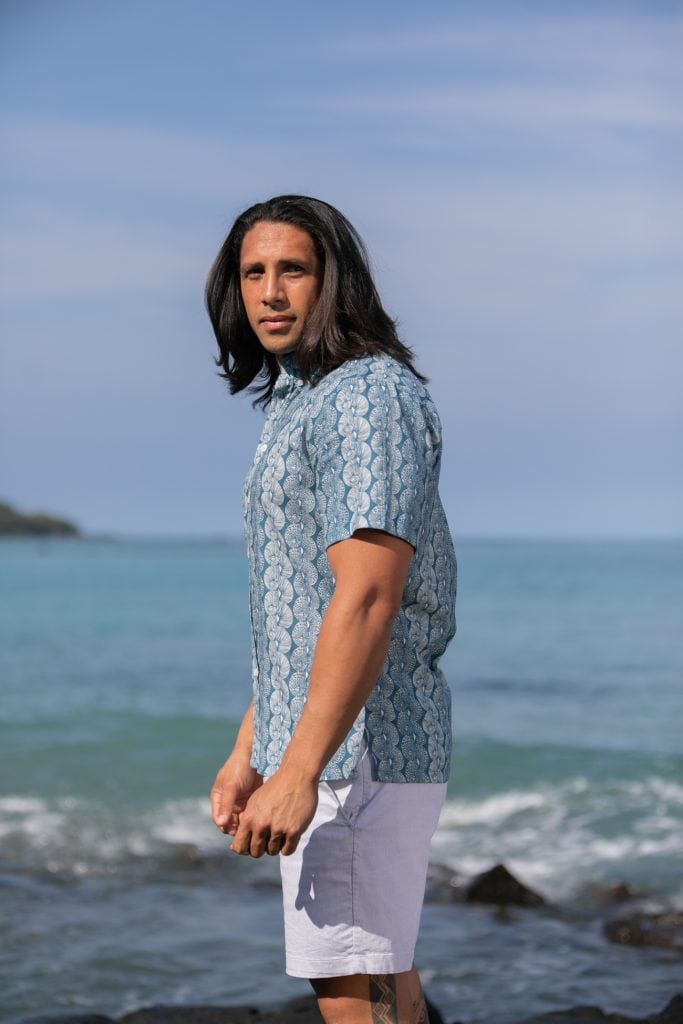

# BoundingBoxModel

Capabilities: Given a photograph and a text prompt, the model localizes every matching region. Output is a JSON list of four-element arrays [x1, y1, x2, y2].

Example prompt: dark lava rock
[[118, 1007, 265, 1024], [518, 994, 683, 1024], [258, 997, 323, 1023], [425, 861, 468, 902], [604, 911, 683, 951], [17, 1017, 114, 1024], [576, 881, 641, 906], [17, 992, 445, 1024], [465, 862, 545, 907], [518, 1007, 638, 1024], [117, 996, 331, 1023], [599, 883, 639, 903], [650, 995, 683, 1024], [424, 996, 447, 1024]]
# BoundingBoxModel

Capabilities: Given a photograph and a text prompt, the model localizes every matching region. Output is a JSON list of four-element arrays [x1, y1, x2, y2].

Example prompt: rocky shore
[[15, 863, 682, 1024], [425, 862, 683, 953], [15, 992, 683, 1024]]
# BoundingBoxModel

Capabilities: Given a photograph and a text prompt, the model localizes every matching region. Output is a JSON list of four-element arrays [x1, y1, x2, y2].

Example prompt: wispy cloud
[[0, 203, 209, 300], [1, 121, 680, 305], [327, 11, 682, 78], [313, 11, 682, 135], [0, 115, 269, 201], [290, 83, 682, 131]]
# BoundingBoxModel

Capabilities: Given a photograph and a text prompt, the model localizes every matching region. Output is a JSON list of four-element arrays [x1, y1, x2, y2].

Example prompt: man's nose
[[262, 271, 285, 306]]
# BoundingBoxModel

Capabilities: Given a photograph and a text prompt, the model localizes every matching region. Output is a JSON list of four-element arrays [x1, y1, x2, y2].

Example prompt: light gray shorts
[[279, 742, 447, 979]]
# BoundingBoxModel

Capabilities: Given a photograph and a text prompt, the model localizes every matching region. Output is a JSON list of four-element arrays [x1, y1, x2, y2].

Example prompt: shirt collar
[[273, 349, 322, 397], [279, 349, 302, 380], [272, 351, 302, 400]]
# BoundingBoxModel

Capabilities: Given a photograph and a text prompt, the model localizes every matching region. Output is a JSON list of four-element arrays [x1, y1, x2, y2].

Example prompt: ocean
[[1, 537, 681, 1023]]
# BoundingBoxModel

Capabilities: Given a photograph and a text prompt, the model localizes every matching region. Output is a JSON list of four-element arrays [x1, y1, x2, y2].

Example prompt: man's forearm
[[210, 699, 263, 836], [228, 531, 412, 858], [279, 588, 397, 781], [234, 699, 255, 758]]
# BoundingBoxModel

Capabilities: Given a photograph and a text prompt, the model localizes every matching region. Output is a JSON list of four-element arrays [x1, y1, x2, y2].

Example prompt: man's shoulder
[[304, 352, 440, 443], [316, 352, 428, 401]]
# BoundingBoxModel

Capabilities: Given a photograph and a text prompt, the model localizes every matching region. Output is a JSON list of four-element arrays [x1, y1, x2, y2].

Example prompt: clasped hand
[[211, 756, 318, 859]]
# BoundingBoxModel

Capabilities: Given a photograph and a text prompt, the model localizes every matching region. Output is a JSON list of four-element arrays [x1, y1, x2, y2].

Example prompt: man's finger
[[214, 808, 238, 835], [211, 785, 235, 828], [230, 826, 252, 855], [266, 834, 285, 856], [249, 832, 268, 859], [225, 812, 240, 836], [280, 833, 301, 857]]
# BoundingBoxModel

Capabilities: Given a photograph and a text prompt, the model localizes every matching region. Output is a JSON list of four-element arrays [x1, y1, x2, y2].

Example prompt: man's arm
[[211, 701, 264, 836], [229, 527, 414, 859]]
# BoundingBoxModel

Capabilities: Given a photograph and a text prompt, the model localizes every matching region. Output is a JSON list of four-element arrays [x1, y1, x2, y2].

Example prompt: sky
[[1, 0, 681, 538]]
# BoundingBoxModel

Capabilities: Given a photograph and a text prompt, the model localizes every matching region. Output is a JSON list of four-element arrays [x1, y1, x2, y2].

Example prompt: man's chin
[[259, 340, 299, 358]]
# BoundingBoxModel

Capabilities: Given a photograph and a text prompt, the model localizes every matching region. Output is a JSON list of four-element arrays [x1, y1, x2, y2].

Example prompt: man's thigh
[[279, 745, 447, 980]]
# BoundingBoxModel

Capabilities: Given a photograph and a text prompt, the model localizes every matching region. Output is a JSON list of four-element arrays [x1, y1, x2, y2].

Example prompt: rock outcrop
[[604, 911, 683, 952], [465, 862, 546, 906], [14, 994, 683, 1024], [0, 500, 80, 536]]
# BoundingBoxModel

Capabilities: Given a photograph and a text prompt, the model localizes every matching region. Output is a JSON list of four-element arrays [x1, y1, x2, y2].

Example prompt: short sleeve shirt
[[242, 350, 457, 783]]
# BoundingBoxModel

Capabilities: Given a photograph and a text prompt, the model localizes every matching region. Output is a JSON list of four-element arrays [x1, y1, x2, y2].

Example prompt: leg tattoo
[[369, 974, 399, 1024], [412, 993, 429, 1024]]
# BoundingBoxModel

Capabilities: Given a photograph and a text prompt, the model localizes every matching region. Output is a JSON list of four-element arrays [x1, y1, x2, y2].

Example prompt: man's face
[[239, 221, 322, 361]]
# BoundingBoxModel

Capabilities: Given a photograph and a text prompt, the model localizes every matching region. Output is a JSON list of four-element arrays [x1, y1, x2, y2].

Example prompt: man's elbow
[[332, 581, 403, 626], [326, 528, 413, 621]]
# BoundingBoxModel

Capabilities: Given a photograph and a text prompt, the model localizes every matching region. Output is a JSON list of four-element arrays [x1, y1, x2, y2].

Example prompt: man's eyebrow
[[241, 256, 314, 272]]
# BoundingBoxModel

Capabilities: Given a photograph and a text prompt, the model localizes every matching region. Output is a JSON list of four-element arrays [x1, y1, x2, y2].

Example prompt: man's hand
[[211, 751, 263, 837], [229, 767, 319, 859]]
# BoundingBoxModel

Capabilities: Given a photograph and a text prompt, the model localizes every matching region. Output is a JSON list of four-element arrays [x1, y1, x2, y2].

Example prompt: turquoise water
[[1, 538, 682, 1023]]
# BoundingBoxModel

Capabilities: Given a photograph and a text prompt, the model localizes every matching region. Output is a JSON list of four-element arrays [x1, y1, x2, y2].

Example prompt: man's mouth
[[260, 316, 295, 330]]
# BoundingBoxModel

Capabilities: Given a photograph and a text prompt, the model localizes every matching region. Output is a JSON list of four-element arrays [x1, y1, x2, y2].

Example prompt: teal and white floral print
[[242, 350, 457, 782]]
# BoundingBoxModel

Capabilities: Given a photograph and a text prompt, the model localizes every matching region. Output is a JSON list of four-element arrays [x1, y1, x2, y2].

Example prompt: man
[[205, 196, 457, 1024]]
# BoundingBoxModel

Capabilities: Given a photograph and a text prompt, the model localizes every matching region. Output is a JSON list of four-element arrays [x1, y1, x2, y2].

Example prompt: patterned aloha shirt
[[242, 349, 457, 783]]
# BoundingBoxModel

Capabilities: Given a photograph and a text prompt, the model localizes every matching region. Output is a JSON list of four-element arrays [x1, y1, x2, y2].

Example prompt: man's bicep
[[326, 527, 414, 612], [312, 379, 437, 554]]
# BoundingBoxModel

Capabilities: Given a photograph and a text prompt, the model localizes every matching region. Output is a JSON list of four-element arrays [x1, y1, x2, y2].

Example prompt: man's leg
[[311, 965, 428, 1024], [279, 750, 447, 1021]]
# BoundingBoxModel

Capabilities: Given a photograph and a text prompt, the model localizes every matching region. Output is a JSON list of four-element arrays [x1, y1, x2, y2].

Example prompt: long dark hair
[[204, 194, 427, 408]]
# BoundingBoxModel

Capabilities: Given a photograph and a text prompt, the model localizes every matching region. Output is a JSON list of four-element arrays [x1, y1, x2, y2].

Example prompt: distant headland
[[0, 500, 81, 537]]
